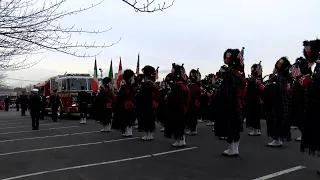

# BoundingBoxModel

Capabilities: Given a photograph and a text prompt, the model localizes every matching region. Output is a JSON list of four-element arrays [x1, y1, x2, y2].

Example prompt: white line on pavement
[[253, 165, 307, 180], [0, 122, 30, 126], [0, 123, 61, 130], [0, 119, 28, 123], [0, 137, 139, 156], [0, 126, 79, 135], [0, 131, 100, 143], [0, 147, 198, 180]]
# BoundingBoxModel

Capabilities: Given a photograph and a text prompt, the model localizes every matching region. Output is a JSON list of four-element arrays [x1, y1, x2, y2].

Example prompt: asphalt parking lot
[[0, 110, 318, 180]]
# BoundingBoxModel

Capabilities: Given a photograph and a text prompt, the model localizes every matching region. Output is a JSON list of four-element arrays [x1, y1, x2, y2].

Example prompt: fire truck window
[[67, 79, 87, 90], [87, 79, 92, 90], [61, 79, 67, 91]]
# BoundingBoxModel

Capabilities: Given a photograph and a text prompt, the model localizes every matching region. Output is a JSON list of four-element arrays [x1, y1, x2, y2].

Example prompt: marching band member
[[300, 39, 320, 175], [290, 57, 312, 141], [137, 65, 160, 141], [217, 48, 246, 157], [95, 77, 116, 132], [134, 74, 144, 132], [214, 65, 229, 140], [157, 80, 169, 132], [186, 69, 202, 135], [245, 62, 263, 136], [263, 57, 292, 147], [164, 63, 190, 147], [112, 69, 136, 137]]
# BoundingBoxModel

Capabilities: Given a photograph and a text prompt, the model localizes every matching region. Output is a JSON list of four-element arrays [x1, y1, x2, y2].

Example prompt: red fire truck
[[34, 73, 94, 118]]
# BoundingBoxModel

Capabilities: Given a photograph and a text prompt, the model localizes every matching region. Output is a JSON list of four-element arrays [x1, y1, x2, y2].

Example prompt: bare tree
[[0, 74, 7, 88], [0, 0, 121, 71], [122, 0, 175, 12]]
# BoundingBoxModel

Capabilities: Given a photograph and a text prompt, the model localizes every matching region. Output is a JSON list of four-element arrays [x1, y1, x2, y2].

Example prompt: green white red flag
[[92, 57, 99, 92], [116, 57, 123, 90]]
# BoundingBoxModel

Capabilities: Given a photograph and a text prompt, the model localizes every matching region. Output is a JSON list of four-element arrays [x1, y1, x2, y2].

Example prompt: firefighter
[[4, 96, 10, 111], [20, 91, 28, 116], [78, 86, 89, 124], [50, 89, 61, 122], [28, 89, 41, 130]]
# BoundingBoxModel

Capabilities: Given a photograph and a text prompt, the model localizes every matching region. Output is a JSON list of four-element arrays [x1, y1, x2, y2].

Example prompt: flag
[[155, 66, 159, 80], [238, 47, 245, 66], [116, 57, 123, 90], [92, 57, 99, 92], [136, 53, 140, 75], [108, 59, 113, 78]]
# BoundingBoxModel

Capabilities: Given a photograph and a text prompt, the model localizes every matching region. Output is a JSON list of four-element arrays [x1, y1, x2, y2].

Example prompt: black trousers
[[52, 106, 58, 122], [21, 105, 27, 115], [79, 103, 87, 119], [16, 104, 19, 111], [31, 110, 40, 130], [4, 104, 8, 111]]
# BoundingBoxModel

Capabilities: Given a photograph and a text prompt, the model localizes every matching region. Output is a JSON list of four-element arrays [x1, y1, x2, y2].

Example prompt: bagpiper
[[164, 63, 190, 147], [136, 65, 160, 141], [112, 69, 136, 137], [216, 48, 246, 157]]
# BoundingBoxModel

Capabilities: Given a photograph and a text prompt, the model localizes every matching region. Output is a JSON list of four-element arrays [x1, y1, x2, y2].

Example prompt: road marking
[[253, 166, 307, 180], [0, 126, 79, 135], [0, 131, 100, 143], [0, 119, 28, 123], [0, 137, 139, 156], [0, 123, 61, 130], [0, 147, 198, 180], [0, 122, 30, 126]]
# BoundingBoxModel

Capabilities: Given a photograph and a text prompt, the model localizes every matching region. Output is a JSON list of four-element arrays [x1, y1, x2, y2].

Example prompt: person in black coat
[[78, 86, 89, 124], [28, 89, 42, 130], [4, 96, 10, 111], [50, 89, 61, 122], [19, 91, 28, 116], [95, 77, 116, 132], [15, 96, 20, 111]]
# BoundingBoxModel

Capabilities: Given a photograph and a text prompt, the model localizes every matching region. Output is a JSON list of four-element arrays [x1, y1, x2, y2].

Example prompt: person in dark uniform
[[39, 92, 46, 120], [50, 89, 61, 122], [28, 89, 41, 130], [20, 91, 28, 116], [4, 96, 10, 111], [15, 96, 20, 111], [78, 86, 89, 124]]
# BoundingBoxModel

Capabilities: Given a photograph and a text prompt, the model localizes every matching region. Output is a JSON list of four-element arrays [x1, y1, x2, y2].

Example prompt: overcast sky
[[4, 0, 320, 87]]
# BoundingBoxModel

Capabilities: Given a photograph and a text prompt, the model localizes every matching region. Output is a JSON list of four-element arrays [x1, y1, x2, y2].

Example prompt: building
[[0, 88, 17, 102]]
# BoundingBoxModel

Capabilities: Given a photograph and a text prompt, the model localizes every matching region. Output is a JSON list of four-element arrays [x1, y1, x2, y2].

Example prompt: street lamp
[[98, 68, 103, 78]]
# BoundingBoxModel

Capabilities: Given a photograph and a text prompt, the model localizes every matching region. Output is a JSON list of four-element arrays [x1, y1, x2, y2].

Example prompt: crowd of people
[[88, 39, 320, 175], [6, 39, 320, 175]]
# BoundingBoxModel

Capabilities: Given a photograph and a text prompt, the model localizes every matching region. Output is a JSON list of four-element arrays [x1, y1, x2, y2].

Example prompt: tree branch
[[0, 0, 121, 70], [122, 0, 174, 12]]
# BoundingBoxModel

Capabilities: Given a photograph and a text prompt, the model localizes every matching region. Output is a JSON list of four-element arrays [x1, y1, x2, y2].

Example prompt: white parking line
[[0, 131, 100, 143], [0, 126, 79, 135], [0, 123, 61, 130], [253, 166, 306, 180], [0, 147, 198, 180], [0, 122, 30, 126], [0, 137, 139, 156], [0, 119, 28, 123]]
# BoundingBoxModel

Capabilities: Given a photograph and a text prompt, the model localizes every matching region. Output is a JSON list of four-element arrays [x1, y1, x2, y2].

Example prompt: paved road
[[0, 110, 318, 180]]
